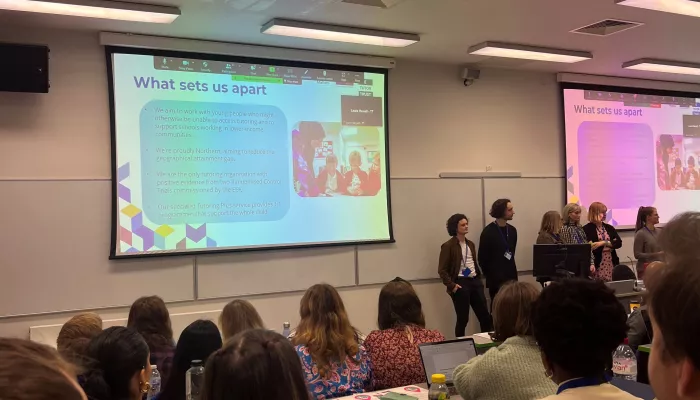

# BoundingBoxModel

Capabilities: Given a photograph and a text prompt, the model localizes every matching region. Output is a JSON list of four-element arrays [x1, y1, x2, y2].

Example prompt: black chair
[[612, 264, 636, 281]]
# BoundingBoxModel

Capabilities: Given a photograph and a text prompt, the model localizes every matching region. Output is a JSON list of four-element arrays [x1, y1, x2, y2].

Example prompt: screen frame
[[105, 45, 394, 259], [560, 81, 700, 231]]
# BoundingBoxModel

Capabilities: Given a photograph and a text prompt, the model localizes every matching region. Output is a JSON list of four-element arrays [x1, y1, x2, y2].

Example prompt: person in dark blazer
[[479, 199, 518, 308], [582, 202, 622, 282], [438, 214, 493, 337]]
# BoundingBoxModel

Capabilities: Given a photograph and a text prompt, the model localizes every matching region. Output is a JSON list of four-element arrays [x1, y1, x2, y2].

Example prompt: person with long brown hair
[[127, 296, 174, 383], [57, 312, 103, 372], [364, 280, 445, 389], [583, 202, 623, 282], [633, 206, 663, 279], [292, 284, 373, 399], [0, 338, 87, 400], [219, 299, 265, 341], [453, 282, 555, 400], [536, 211, 563, 244]]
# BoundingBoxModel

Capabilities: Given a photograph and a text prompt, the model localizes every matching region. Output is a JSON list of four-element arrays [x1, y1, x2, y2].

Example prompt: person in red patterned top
[[364, 279, 445, 390]]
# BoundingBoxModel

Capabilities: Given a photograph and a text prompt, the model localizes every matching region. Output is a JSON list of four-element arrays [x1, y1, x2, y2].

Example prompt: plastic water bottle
[[428, 373, 450, 400], [282, 322, 291, 338], [147, 365, 160, 400], [186, 360, 204, 400], [612, 342, 638, 381]]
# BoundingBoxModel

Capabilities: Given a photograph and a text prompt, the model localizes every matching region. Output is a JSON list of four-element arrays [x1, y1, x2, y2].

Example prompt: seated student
[[316, 154, 345, 196], [127, 296, 175, 383], [292, 284, 373, 399], [57, 312, 103, 372], [646, 258, 700, 400], [219, 299, 265, 342], [658, 211, 700, 265], [453, 282, 556, 400], [611, 265, 637, 282], [364, 280, 445, 389], [202, 329, 309, 400], [0, 338, 86, 400], [158, 320, 222, 400], [81, 327, 152, 400], [627, 261, 663, 352], [533, 279, 639, 400], [536, 211, 564, 244]]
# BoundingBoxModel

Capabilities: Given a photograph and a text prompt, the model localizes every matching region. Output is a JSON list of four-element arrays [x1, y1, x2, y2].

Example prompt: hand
[[591, 241, 606, 250], [590, 265, 596, 274], [452, 284, 462, 293]]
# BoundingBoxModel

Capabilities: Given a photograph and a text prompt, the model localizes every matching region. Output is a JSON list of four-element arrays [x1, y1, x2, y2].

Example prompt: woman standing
[[583, 202, 622, 282], [536, 211, 563, 244], [633, 206, 663, 279], [560, 203, 596, 276]]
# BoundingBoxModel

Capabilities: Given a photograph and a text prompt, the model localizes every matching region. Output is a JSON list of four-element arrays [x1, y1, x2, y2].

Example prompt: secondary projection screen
[[107, 47, 392, 258], [563, 83, 700, 229]]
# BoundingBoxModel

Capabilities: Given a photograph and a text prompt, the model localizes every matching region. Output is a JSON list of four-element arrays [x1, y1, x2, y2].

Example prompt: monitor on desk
[[533, 244, 591, 282], [419, 338, 477, 385]]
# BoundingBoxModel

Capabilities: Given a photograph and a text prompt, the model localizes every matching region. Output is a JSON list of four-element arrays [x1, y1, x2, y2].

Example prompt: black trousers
[[451, 277, 493, 337], [488, 282, 503, 312]]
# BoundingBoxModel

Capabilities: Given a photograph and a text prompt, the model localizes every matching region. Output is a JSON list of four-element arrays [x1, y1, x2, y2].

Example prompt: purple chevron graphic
[[131, 212, 143, 231], [125, 247, 139, 253], [133, 225, 154, 250], [567, 166, 574, 179], [117, 163, 130, 182], [186, 224, 207, 243], [118, 183, 131, 202], [206, 237, 217, 248]]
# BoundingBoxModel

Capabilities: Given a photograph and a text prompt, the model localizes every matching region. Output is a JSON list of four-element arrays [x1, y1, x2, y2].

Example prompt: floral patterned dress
[[595, 225, 614, 282], [295, 343, 374, 399]]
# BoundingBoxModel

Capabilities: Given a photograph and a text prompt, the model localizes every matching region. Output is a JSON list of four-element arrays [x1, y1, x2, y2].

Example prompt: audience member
[[219, 299, 264, 341], [364, 280, 444, 389], [533, 279, 638, 399], [202, 329, 309, 400], [611, 265, 637, 282], [0, 338, 86, 400], [292, 283, 373, 399], [627, 261, 664, 352], [56, 312, 103, 372], [127, 296, 175, 383], [583, 202, 622, 282], [536, 211, 563, 244], [658, 211, 700, 264], [453, 282, 555, 400], [634, 206, 663, 279], [647, 259, 700, 400], [81, 326, 152, 400], [158, 320, 222, 400]]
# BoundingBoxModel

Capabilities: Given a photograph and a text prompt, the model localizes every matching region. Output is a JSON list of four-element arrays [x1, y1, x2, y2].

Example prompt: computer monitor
[[418, 338, 478, 386], [533, 244, 591, 281]]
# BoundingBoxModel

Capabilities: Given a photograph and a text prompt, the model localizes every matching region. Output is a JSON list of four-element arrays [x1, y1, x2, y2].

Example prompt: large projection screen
[[563, 83, 700, 229], [107, 47, 393, 258]]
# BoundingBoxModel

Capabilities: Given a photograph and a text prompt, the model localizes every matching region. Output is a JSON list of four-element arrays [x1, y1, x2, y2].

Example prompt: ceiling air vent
[[340, 0, 408, 8], [571, 19, 643, 36]]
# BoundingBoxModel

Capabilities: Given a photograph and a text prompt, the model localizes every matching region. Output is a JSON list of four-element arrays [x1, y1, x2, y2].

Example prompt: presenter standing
[[478, 199, 518, 307], [633, 206, 663, 279], [438, 214, 493, 337], [582, 202, 622, 282], [560, 203, 596, 276]]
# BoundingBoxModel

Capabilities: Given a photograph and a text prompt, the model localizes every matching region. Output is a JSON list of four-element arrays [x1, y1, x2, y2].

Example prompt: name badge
[[504, 251, 513, 260]]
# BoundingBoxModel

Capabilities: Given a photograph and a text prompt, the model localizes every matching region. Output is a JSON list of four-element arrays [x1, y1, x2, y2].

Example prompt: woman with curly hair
[[532, 279, 638, 399], [292, 284, 373, 399]]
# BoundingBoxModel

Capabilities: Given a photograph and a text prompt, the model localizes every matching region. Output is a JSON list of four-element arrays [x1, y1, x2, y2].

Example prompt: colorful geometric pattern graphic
[[116, 162, 220, 254]]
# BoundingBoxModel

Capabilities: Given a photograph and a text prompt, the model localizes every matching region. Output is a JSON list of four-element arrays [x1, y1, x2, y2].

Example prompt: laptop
[[419, 337, 478, 395]]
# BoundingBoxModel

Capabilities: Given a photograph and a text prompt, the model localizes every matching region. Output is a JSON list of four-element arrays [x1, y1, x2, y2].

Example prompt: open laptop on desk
[[418, 337, 478, 396]]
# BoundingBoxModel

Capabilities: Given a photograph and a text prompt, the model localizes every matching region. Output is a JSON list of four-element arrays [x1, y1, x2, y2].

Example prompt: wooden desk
[[335, 383, 461, 399]]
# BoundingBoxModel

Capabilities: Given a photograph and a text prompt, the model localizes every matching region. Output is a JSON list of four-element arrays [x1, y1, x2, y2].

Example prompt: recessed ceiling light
[[0, 0, 180, 23], [622, 58, 700, 76], [616, 0, 700, 18], [468, 42, 592, 63], [261, 19, 420, 48]]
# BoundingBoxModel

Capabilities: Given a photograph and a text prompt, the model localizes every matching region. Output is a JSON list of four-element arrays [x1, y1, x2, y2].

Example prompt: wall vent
[[571, 19, 643, 36]]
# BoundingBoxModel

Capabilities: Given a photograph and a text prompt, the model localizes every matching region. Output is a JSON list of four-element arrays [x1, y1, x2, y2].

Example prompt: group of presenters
[[438, 199, 664, 337]]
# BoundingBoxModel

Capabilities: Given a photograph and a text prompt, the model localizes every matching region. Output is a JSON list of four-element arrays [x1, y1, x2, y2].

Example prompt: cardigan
[[582, 223, 622, 269], [453, 336, 556, 400], [633, 228, 662, 272], [560, 222, 595, 267], [438, 236, 482, 293], [539, 383, 641, 400]]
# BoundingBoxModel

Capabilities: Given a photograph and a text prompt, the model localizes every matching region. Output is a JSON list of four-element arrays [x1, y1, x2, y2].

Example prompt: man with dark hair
[[478, 199, 518, 308], [438, 213, 492, 337]]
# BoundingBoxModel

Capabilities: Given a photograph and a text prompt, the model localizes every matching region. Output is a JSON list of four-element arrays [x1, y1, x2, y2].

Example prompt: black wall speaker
[[0, 43, 50, 93]]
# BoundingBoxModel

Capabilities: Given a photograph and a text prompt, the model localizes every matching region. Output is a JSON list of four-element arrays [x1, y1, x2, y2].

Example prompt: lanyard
[[645, 226, 656, 237], [494, 222, 510, 251], [556, 376, 610, 395], [551, 233, 561, 242]]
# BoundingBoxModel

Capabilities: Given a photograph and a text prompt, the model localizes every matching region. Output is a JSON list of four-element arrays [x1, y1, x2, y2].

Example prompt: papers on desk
[[472, 332, 492, 341], [336, 386, 429, 400]]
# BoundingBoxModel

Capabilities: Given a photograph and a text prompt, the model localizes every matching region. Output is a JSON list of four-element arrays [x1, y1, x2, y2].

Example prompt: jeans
[[451, 277, 493, 337]]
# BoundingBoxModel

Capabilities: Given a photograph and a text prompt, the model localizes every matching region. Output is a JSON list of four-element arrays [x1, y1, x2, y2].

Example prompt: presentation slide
[[108, 49, 392, 257], [564, 85, 700, 228]]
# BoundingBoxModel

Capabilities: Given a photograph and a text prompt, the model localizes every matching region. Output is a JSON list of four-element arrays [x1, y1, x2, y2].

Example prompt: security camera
[[461, 68, 480, 87]]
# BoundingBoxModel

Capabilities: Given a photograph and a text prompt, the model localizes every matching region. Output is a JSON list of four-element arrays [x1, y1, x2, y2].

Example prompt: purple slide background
[[578, 121, 655, 208]]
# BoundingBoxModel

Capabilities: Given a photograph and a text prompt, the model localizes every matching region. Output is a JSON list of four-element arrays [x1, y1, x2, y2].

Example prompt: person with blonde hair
[[344, 151, 368, 196], [56, 312, 103, 371], [560, 203, 595, 275], [453, 282, 556, 400], [292, 283, 373, 398], [583, 202, 622, 282], [0, 338, 87, 400], [536, 211, 563, 244], [219, 299, 265, 341]]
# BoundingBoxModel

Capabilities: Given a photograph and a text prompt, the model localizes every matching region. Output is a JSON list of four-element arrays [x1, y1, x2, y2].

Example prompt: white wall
[[0, 27, 579, 340]]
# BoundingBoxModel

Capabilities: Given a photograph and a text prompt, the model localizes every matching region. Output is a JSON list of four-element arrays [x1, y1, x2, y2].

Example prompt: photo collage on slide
[[656, 115, 700, 191]]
